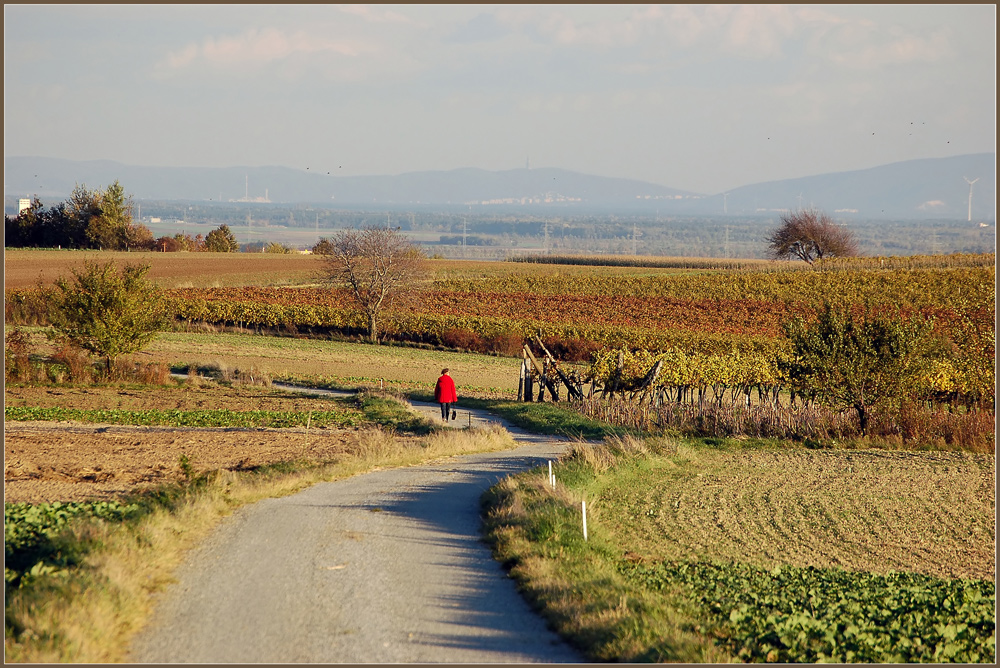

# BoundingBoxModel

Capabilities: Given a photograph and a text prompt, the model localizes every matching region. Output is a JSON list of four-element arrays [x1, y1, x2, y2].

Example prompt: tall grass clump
[[575, 397, 995, 453]]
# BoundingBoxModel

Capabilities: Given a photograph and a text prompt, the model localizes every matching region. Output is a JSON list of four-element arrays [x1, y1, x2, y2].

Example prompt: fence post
[[582, 500, 588, 541], [517, 357, 526, 402]]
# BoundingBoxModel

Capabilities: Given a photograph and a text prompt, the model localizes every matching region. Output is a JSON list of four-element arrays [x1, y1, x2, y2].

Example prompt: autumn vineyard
[[6, 252, 994, 450]]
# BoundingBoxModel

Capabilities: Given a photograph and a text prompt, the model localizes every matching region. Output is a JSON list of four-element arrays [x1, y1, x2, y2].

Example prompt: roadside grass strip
[[445, 396, 636, 441], [5, 406, 359, 429], [481, 467, 728, 663]]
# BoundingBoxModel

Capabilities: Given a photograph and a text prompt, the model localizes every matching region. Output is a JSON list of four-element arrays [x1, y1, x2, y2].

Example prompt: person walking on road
[[434, 368, 458, 422]]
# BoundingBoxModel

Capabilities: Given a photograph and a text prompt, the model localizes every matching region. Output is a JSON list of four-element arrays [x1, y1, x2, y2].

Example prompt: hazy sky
[[4, 4, 996, 194]]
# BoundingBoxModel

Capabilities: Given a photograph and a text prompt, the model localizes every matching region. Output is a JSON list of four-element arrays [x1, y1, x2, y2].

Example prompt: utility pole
[[462, 218, 467, 258]]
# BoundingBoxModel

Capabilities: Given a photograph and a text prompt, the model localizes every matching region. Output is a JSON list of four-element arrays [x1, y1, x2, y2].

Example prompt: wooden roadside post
[[517, 354, 526, 402], [524, 357, 534, 402]]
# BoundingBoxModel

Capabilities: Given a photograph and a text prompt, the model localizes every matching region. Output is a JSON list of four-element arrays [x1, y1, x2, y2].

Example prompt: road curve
[[129, 397, 584, 663]]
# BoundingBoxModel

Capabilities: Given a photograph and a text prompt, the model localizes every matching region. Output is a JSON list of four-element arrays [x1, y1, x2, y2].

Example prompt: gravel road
[[129, 395, 585, 663]]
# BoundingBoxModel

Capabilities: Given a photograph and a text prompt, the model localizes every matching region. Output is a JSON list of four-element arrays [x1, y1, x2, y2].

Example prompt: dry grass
[[8, 327, 521, 397], [566, 433, 678, 472], [147, 330, 521, 396]]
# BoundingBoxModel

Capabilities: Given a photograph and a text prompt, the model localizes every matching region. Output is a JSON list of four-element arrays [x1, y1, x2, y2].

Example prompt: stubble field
[[592, 445, 995, 581]]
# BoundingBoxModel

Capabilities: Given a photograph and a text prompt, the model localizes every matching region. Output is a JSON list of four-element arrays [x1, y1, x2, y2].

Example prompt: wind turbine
[[964, 177, 979, 222]]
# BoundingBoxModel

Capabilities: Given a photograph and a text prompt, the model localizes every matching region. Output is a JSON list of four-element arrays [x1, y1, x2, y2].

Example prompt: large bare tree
[[766, 209, 859, 264], [317, 226, 426, 343]]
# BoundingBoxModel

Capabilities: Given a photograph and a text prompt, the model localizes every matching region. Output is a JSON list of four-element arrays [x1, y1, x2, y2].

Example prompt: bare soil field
[[3, 422, 368, 504], [3, 383, 411, 504], [3, 249, 326, 289], [3, 249, 697, 291]]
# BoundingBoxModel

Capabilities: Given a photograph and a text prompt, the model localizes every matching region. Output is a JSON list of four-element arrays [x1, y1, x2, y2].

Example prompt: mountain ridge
[[4, 153, 995, 220]]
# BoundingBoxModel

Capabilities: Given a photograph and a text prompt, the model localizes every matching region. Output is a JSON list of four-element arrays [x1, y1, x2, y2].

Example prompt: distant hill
[[2, 159, 695, 207], [703, 153, 995, 221], [4, 153, 995, 220]]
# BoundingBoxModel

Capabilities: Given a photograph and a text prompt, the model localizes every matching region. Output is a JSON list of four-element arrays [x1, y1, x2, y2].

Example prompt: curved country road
[[129, 393, 584, 663]]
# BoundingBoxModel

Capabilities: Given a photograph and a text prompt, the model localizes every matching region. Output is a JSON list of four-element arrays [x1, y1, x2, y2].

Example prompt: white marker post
[[582, 500, 588, 541]]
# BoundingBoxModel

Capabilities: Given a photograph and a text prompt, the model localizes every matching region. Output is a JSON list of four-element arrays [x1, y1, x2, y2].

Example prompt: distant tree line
[[5, 183, 241, 252], [5, 182, 154, 250]]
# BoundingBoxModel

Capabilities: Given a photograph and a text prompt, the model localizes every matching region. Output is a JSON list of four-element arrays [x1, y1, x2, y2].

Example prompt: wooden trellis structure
[[517, 337, 585, 402]]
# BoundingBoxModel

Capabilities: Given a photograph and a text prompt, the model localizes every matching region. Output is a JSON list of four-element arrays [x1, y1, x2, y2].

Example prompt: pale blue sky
[[4, 4, 995, 194]]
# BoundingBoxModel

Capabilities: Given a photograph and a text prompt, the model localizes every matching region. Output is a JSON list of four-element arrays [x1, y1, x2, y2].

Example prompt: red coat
[[434, 374, 458, 403]]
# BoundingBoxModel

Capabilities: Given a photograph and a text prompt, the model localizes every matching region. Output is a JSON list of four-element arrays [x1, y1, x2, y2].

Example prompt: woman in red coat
[[434, 368, 458, 422]]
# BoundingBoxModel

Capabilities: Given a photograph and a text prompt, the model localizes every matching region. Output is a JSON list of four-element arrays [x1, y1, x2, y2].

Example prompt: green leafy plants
[[621, 560, 995, 663], [4, 406, 359, 429], [5, 500, 143, 590]]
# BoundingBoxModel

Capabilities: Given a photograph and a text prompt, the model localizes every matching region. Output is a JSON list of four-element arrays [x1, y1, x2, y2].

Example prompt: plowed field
[[4, 423, 360, 504], [599, 446, 995, 581], [3, 384, 402, 504]]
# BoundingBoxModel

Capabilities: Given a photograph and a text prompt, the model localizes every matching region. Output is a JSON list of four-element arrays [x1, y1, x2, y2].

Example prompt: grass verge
[[4, 405, 517, 662], [407, 392, 635, 441], [480, 457, 728, 662]]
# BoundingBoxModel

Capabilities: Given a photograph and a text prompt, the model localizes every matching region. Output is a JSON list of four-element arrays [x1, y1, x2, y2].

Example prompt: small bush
[[50, 340, 95, 383], [485, 332, 525, 357], [4, 289, 54, 326], [136, 361, 171, 385], [5, 327, 32, 383], [441, 327, 484, 351], [537, 336, 603, 362]]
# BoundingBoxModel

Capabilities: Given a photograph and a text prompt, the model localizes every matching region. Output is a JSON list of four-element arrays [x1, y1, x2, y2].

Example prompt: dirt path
[[129, 392, 585, 663]]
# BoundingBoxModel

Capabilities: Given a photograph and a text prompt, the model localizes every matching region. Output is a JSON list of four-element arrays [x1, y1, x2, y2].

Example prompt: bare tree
[[766, 209, 859, 264], [318, 226, 426, 343]]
